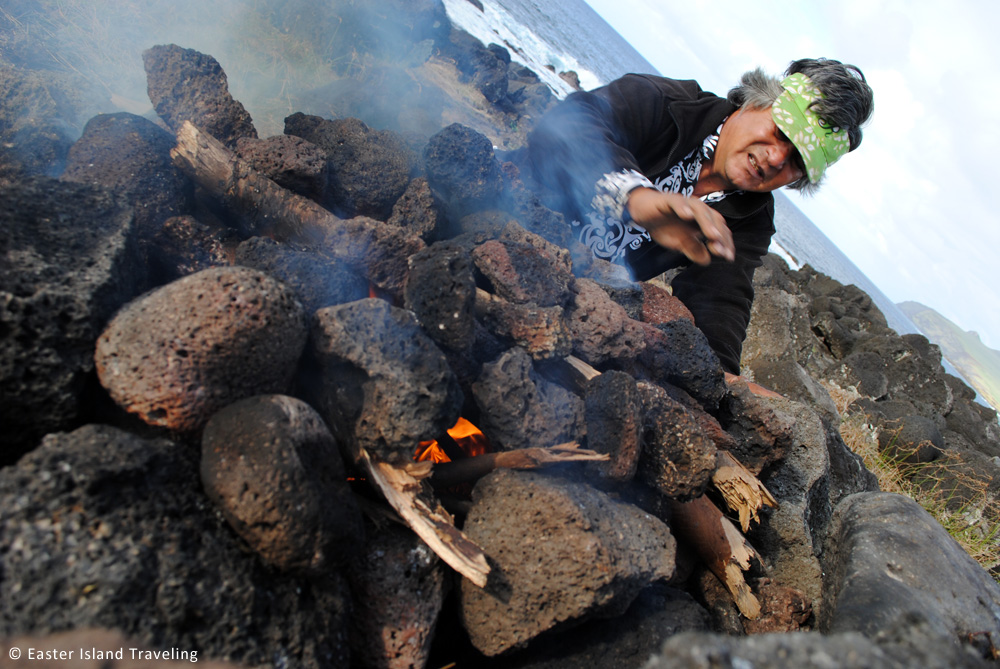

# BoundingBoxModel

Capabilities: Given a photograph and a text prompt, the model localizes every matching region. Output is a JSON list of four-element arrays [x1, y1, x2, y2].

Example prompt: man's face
[[713, 106, 806, 192]]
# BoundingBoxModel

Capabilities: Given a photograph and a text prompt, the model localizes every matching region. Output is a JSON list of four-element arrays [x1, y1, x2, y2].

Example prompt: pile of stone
[[2, 5, 1000, 669]]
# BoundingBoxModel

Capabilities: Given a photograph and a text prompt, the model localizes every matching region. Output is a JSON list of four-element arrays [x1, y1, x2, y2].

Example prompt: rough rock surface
[[404, 240, 478, 352], [283, 112, 413, 220], [583, 370, 642, 481], [822, 492, 1000, 652], [423, 123, 504, 217], [143, 44, 257, 147], [148, 215, 233, 283], [472, 346, 585, 451], [235, 134, 328, 200], [387, 176, 446, 241], [309, 298, 463, 462], [95, 266, 308, 432], [61, 112, 191, 242], [0, 424, 351, 668], [348, 522, 447, 669], [234, 236, 368, 315], [459, 469, 677, 656], [566, 277, 646, 366], [200, 394, 363, 571], [1, 176, 144, 462]]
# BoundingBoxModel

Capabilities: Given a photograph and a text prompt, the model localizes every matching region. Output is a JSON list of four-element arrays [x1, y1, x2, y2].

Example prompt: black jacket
[[526, 73, 775, 374]]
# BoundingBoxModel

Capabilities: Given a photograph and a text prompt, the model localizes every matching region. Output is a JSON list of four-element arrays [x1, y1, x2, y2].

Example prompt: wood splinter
[[358, 449, 491, 588], [712, 450, 779, 532], [669, 495, 762, 619]]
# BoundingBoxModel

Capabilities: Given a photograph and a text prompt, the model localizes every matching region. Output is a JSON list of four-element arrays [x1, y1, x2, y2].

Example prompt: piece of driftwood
[[170, 120, 422, 296], [713, 450, 779, 532], [669, 495, 761, 619], [429, 441, 609, 488], [358, 448, 491, 588]]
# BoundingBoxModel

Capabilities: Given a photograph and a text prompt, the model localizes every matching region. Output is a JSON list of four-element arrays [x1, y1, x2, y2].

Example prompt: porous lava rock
[[148, 215, 233, 283], [95, 266, 308, 432], [423, 123, 504, 217], [200, 394, 363, 572], [566, 277, 646, 366], [1, 176, 144, 463], [235, 134, 328, 200], [143, 44, 257, 148], [583, 369, 642, 482], [638, 318, 727, 410], [459, 469, 677, 656], [404, 240, 477, 352], [61, 112, 192, 242], [283, 112, 413, 220], [348, 522, 447, 669], [234, 236, 368, 315], [472, 238, 573, 307], [0, 424, 351, 668], [471, 346, 585, 451], [635, 382, 717, 500], [387, 176, 447, 241], [309, 298, 463, 463]]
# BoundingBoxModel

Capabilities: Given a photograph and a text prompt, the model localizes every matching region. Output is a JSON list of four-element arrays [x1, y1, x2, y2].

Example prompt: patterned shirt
[[571, 124, 732, 263]]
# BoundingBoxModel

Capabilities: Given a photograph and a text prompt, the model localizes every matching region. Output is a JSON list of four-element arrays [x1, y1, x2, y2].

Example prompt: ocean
[[440, 0, 921, 339]]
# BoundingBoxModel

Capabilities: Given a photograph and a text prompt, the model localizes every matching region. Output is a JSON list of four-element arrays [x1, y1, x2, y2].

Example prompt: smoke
[[0, 0, 451, 140]]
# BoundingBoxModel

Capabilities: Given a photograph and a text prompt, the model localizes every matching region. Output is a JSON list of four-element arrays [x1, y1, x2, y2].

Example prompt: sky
[[582, 0, 1000, 350]]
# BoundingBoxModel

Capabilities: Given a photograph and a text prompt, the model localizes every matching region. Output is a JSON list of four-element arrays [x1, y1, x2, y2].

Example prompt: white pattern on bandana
[[573, 124, 732, 263]]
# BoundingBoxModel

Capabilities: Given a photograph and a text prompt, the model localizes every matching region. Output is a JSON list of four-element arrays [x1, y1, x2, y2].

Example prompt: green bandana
[[771, 72, 850, 183]]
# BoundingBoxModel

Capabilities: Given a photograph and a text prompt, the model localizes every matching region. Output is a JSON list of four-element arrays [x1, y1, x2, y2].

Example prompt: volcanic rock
[[387, 176, 447, 241], [423, 123, 504, 217], [283, 112, 413, 220], [95, 266, 308, 432], [459, 469, 676, 656], [635, 382, 717, 500], [472, 346, 585, 451], [143, 44, 257, 148], [61, 112, 192, 242], [0, 424, 351, 667], [235, 134, 328, 200], [200, 394, 363, 571], [148, 215, 233, 284], [638, 318, 727, 410], [472, 238, 573, 307], [1, 176, 144, 463], [234, 236, 368, 315], [566, 277, 645, 366], [583, 369, 642, 482], [821, 492, 1000, 664], [404, 240, 477, 352], [348, 522, 447, 669], [308, 298, 463, 463]]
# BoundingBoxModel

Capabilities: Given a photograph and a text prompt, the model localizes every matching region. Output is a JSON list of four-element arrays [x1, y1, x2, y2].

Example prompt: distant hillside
[[898, 301, 1000, 412]]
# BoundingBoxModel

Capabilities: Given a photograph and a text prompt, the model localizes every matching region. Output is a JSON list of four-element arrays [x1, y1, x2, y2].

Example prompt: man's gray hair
[[727, 58, 874, 194]]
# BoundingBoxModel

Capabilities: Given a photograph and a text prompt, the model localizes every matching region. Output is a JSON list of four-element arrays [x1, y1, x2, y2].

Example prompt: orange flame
[[415, 417, 490, 463]]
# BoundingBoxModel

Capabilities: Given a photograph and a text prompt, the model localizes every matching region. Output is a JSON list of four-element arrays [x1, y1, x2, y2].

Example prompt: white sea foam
[[440, 0, 602, 98]]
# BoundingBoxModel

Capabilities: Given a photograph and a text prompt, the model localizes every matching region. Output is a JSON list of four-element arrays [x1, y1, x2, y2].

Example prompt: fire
[[415, 417, 490, 463]]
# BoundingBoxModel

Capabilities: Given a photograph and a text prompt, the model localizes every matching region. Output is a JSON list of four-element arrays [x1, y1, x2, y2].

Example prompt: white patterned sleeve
[[591, 169, 653, 228]]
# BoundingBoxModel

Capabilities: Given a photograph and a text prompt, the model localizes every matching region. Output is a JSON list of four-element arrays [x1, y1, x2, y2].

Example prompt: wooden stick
[[358, 449, 491, 588], [669, 495, 761, 619], [713, 450, 779, 532], [429, 441, 609, 488], [170, 120, 422, 297]]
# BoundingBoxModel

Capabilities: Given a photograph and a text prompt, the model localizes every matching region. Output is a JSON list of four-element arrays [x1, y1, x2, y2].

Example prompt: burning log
[[169, 120, 423, 297], [429, 441, 609, 488], [669, 495, 762, 620], [358, 448, 491, 588]]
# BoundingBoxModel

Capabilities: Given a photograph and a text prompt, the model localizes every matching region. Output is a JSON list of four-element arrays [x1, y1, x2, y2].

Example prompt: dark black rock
[[283, 112, 414, 220], [61, 112, 193, 243], [201, 394, 364, 571], [0, 424, 351, 668], [0, 177, 145, 463], [234, 236, 368, 315], [423, 123, 504, 218], [143, 44, 257, 148], [404, 240, 477, 352]]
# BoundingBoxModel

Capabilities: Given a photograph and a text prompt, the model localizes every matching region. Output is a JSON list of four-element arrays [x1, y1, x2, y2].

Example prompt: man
[[526, 58, 874, 377]]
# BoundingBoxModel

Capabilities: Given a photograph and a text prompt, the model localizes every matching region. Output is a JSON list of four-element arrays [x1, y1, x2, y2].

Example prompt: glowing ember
[[415, 417, 490, 463]]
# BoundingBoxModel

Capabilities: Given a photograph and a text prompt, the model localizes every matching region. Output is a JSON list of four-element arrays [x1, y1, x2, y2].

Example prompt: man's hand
[[626, 188, 735, 265]]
